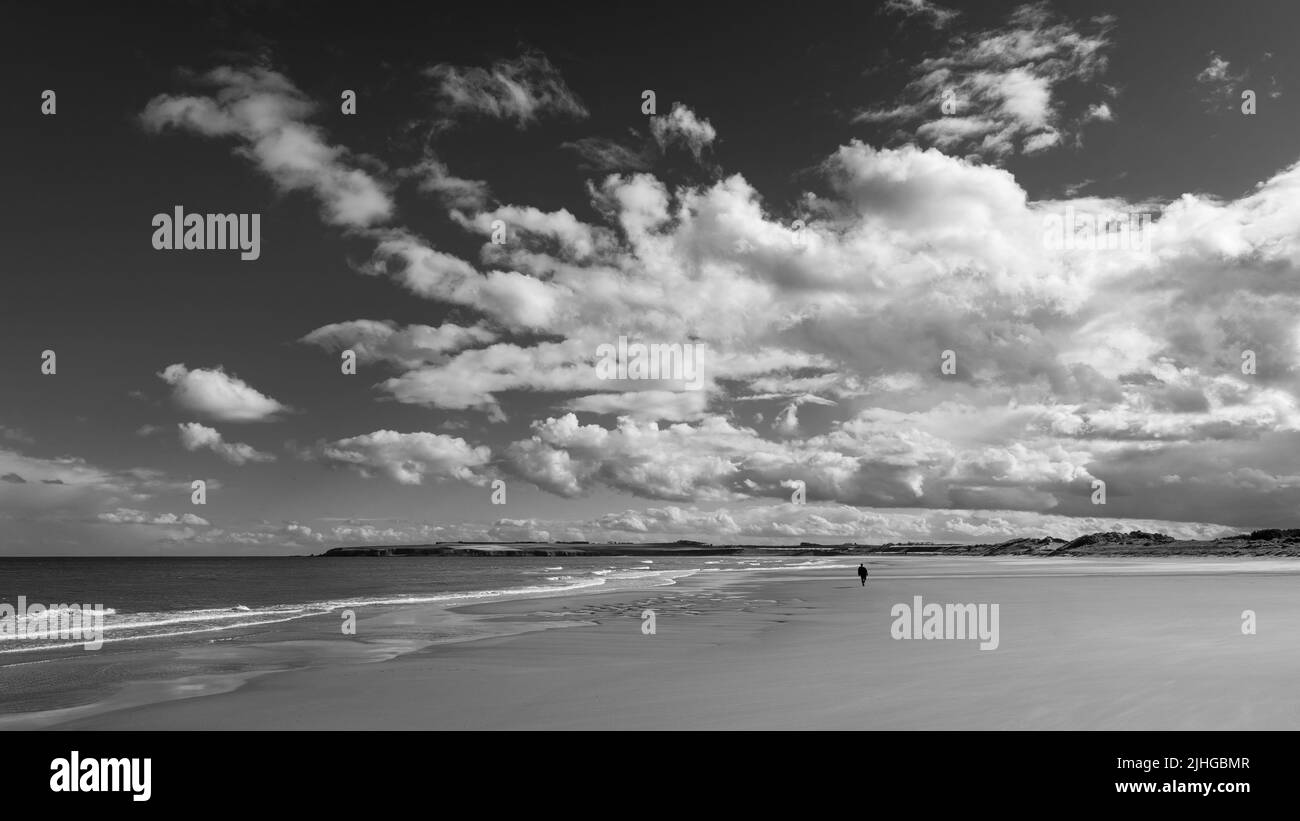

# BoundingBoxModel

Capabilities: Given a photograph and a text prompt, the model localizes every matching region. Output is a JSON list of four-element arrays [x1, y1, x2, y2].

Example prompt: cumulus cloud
[[137, 57, 1300, 538], [425, 51, 587, 128], [504, 408, 1098, 511], [650, 103, 717, 160], [307, 430, 493, 486], [178, 422, 276, 465], [140, 65, 393, 227], [333, 136, 1300, 533], [158, 364, 289, 422]]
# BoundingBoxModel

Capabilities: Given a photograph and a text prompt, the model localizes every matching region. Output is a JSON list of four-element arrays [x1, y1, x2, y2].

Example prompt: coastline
[[5, 555, 1299, 730], [315, 530, 1300, 559]]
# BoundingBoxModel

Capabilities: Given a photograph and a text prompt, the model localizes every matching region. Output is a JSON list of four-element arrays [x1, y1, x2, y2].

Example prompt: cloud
[[1, 449, 131, 506], [157, 520, 324, 548], [856, 4, 1114, 158], [359, 229, 563, 331], [307, 430, 493, 486], [129, 58, 1300, 536], [343, 133, 1300, 524], [1083, 102, 1113, 122], [574, 502, 1234, 544], [0, 444, 199, 527], [561, 136, 654, 171], [401, 156, 491, 210], [1197, 53, 1237, 86], [565, 390, 711, 421], [424, 51, 587, 128], [98, 507, 210, 526], [210, 503, 1234, 549], [882, 0, 960, 29], [649, 103, 717, 160], [1194, 51, 1269, 113], [300, 320, 497, 368], [140, 65, 393, 227], [158, 364, 289, 423], [451, 204, 608, 259], [376, 340, 596, 419], [503, 408, 1097, 509], [1, 426, 35, 446], [178, 422, 276, 465], [0, 437, 228, 553]]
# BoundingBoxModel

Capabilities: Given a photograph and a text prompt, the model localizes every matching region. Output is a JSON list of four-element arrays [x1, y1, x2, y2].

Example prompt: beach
[[5, 556, 1300, 730]]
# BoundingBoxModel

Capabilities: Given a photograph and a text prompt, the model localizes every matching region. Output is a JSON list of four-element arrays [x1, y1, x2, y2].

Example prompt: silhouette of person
[[857, 563, 868, 586]]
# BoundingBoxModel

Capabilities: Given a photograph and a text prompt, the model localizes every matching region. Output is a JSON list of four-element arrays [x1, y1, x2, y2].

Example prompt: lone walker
[[857, 563, 868, 586]]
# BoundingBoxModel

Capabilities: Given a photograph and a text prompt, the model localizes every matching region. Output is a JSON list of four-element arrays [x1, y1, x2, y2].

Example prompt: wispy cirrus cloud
[[424, 51, 588, 129], [400, 155, 492, 210], [857, 3, 1115, 158], [882, 0, 960, 29], [561, 135, 655, 172], [562, 103, 716, 173], [1195, 51, 1281, 113]]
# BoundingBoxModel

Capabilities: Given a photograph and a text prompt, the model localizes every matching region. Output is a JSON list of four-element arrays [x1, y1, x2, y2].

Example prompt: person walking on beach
[[857, 563, 868, 586]]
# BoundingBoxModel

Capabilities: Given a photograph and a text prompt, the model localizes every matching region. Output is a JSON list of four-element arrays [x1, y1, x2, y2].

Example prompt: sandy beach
[[10, 556, 1300, 731]]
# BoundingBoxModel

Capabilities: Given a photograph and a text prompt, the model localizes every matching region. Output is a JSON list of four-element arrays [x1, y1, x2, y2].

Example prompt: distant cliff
[[871, 530, 1300, 557]]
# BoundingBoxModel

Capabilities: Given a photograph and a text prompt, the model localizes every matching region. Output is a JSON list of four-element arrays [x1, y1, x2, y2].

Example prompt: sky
[[5, 0, 1300, 554]]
